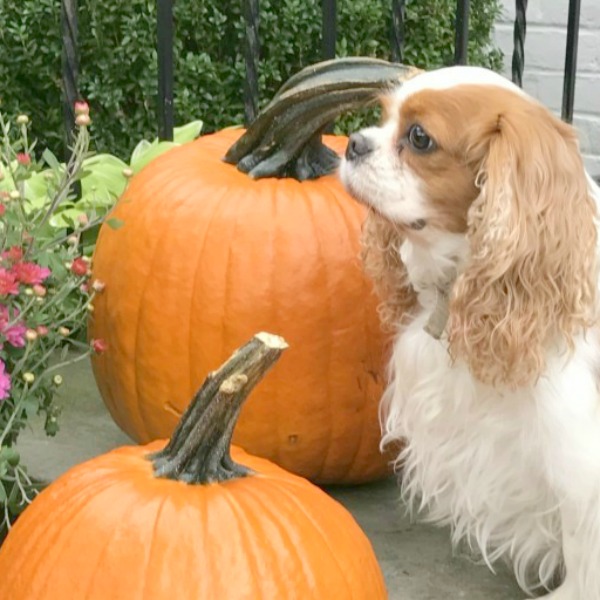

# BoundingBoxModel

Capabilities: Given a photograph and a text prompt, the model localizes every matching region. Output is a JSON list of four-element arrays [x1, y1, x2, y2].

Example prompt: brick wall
[[494, 0, 600, 175]]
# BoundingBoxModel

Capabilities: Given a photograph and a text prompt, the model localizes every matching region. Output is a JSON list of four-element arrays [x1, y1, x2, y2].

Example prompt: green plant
[[0, 105, 110, 538], [0, 0, 502, 157], [6, 119, 204, 254]]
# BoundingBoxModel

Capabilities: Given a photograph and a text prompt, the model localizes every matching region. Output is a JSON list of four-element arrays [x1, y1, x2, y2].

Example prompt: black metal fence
[[60, 0, 584, 142]]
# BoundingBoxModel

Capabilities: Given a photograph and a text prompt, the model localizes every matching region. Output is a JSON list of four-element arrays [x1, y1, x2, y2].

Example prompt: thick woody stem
[[150, 333, 288, 484], [224, 57, 421, 181]]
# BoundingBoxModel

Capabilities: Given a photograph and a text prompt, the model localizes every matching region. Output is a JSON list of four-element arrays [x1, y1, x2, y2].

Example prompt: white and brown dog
[[341, 66, 600, 599]]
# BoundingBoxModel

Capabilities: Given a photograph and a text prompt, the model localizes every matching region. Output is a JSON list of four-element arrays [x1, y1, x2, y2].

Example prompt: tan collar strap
[[423, 277, 455, 340]]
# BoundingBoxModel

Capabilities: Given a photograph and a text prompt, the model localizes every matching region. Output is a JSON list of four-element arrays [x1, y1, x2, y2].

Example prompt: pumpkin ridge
[[267, 478, 371, 598], [268, 185, 282, 466], [29, 477, 135, 595], [185, 183, 230, 411], [305, 188, 335, 481], [311, 178, 388, 482], [233, 480, 313, 587], [79, 493, 143, 598], [11, 473, 121, 588], [330, 190, 373, 482], [131, 194, 186, 441], [136, 495, 169, 600], [218, 485, 273, 598], [220, 187, 243, 411]]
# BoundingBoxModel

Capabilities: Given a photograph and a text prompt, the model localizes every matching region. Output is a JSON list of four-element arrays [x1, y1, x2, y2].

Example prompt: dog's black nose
[[345, 133, 374, 161]]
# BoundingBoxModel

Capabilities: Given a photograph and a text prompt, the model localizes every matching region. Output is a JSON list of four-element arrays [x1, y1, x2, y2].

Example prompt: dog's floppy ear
[[447, 105, 598, 387], [361, 211, 417, 331]]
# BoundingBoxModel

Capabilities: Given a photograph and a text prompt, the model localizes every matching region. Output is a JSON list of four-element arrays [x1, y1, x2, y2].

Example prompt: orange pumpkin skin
[[0, 442, 387, 599], [89, 128, 391, 483]]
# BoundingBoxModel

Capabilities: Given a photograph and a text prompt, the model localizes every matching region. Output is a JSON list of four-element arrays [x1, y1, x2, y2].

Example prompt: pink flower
[[2, 246, 23, 263], [16, 153, 31, 166], [0, 360, 11, 401], [12, 262, 51, 285], [0, 305, 26, 348], [0, 268, 19, 295], [4, 322, 26, 347], [0, 205, 5, 217], [71, 257, 88, 277]]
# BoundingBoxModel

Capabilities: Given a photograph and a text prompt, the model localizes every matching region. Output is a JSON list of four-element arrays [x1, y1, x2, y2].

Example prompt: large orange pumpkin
[[89, 58, 415, 483], [0, 334, 387, 599]]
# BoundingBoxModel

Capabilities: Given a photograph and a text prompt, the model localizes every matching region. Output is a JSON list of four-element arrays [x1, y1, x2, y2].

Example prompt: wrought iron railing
[[60, 0, 584, 141]]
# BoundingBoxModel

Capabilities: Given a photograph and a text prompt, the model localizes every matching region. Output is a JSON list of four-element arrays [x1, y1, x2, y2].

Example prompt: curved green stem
[[150, 333, 288, 484], [224, 57, 420, 180]]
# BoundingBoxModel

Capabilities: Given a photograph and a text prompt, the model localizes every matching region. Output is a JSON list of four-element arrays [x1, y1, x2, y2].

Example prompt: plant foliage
[[0, 0, 502, 157]]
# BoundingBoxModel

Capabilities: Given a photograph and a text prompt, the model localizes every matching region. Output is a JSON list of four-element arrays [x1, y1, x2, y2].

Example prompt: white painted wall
[[494, 0, 600, 174]]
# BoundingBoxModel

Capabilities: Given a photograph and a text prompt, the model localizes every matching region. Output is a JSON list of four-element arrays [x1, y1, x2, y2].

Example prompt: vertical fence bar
[[390, 0, 406, 63], [511, 0, 528, 87], [157, 0, 174, 141], [243, 0, 260, 125], [61, 0, 79, 154], [561, 0, 581, 123], [454, 0, 470, 65], [322, 0, 337, 60]]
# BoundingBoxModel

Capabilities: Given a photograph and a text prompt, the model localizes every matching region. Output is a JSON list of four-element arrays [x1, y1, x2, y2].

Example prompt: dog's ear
[[447, 105, 598, 387], [361, 211, 417, 331]]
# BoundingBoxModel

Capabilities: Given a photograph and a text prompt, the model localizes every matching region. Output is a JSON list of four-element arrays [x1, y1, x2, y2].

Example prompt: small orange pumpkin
[[89, 58, 415, 483], [0, 334, 387, 599]]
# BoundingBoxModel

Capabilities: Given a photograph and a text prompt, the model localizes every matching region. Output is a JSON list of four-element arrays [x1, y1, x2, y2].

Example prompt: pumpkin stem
[[224, 57, 421, 181], [150, 332, 288, 484]]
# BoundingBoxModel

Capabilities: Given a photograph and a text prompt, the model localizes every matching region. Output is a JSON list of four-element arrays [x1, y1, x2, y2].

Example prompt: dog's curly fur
[[360, 211, 416, 331]]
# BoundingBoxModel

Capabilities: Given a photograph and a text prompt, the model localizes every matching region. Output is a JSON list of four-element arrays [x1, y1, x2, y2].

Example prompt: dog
[[340, 65, 600, 599]]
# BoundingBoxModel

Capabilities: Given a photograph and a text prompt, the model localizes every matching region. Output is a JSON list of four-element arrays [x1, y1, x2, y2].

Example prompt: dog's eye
[[407, 124, 435, 153]]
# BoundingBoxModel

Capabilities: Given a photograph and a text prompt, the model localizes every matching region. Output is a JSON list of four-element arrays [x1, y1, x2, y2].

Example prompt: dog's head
[[341, 66, 598, 387]]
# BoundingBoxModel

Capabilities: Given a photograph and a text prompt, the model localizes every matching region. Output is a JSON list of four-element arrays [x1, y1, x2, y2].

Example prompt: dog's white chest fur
[[382, 240, 600, 595]]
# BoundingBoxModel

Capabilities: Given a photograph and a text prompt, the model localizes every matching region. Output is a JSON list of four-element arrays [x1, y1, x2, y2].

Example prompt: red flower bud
[[16, 153, 31, 166], [32, 284, 47, 297], [70, 257, 88, 277], [74, 101, 90, 116], [91, 338, 108, 354]]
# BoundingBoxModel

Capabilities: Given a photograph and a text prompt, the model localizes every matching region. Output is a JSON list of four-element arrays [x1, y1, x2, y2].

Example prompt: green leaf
[[130, 139, 152, 164], [49, 207, 87, 228], [173, 119, 203, 144], [0, 481, 6, 504], [0, 447, 20, 467], [130, 140, 178, 173], [106, 217, 124, 230], [128, 120, 202, 173], [23, 172, 52, 207], [42, 148, 62, 171], [22, 397, 39, 418]]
